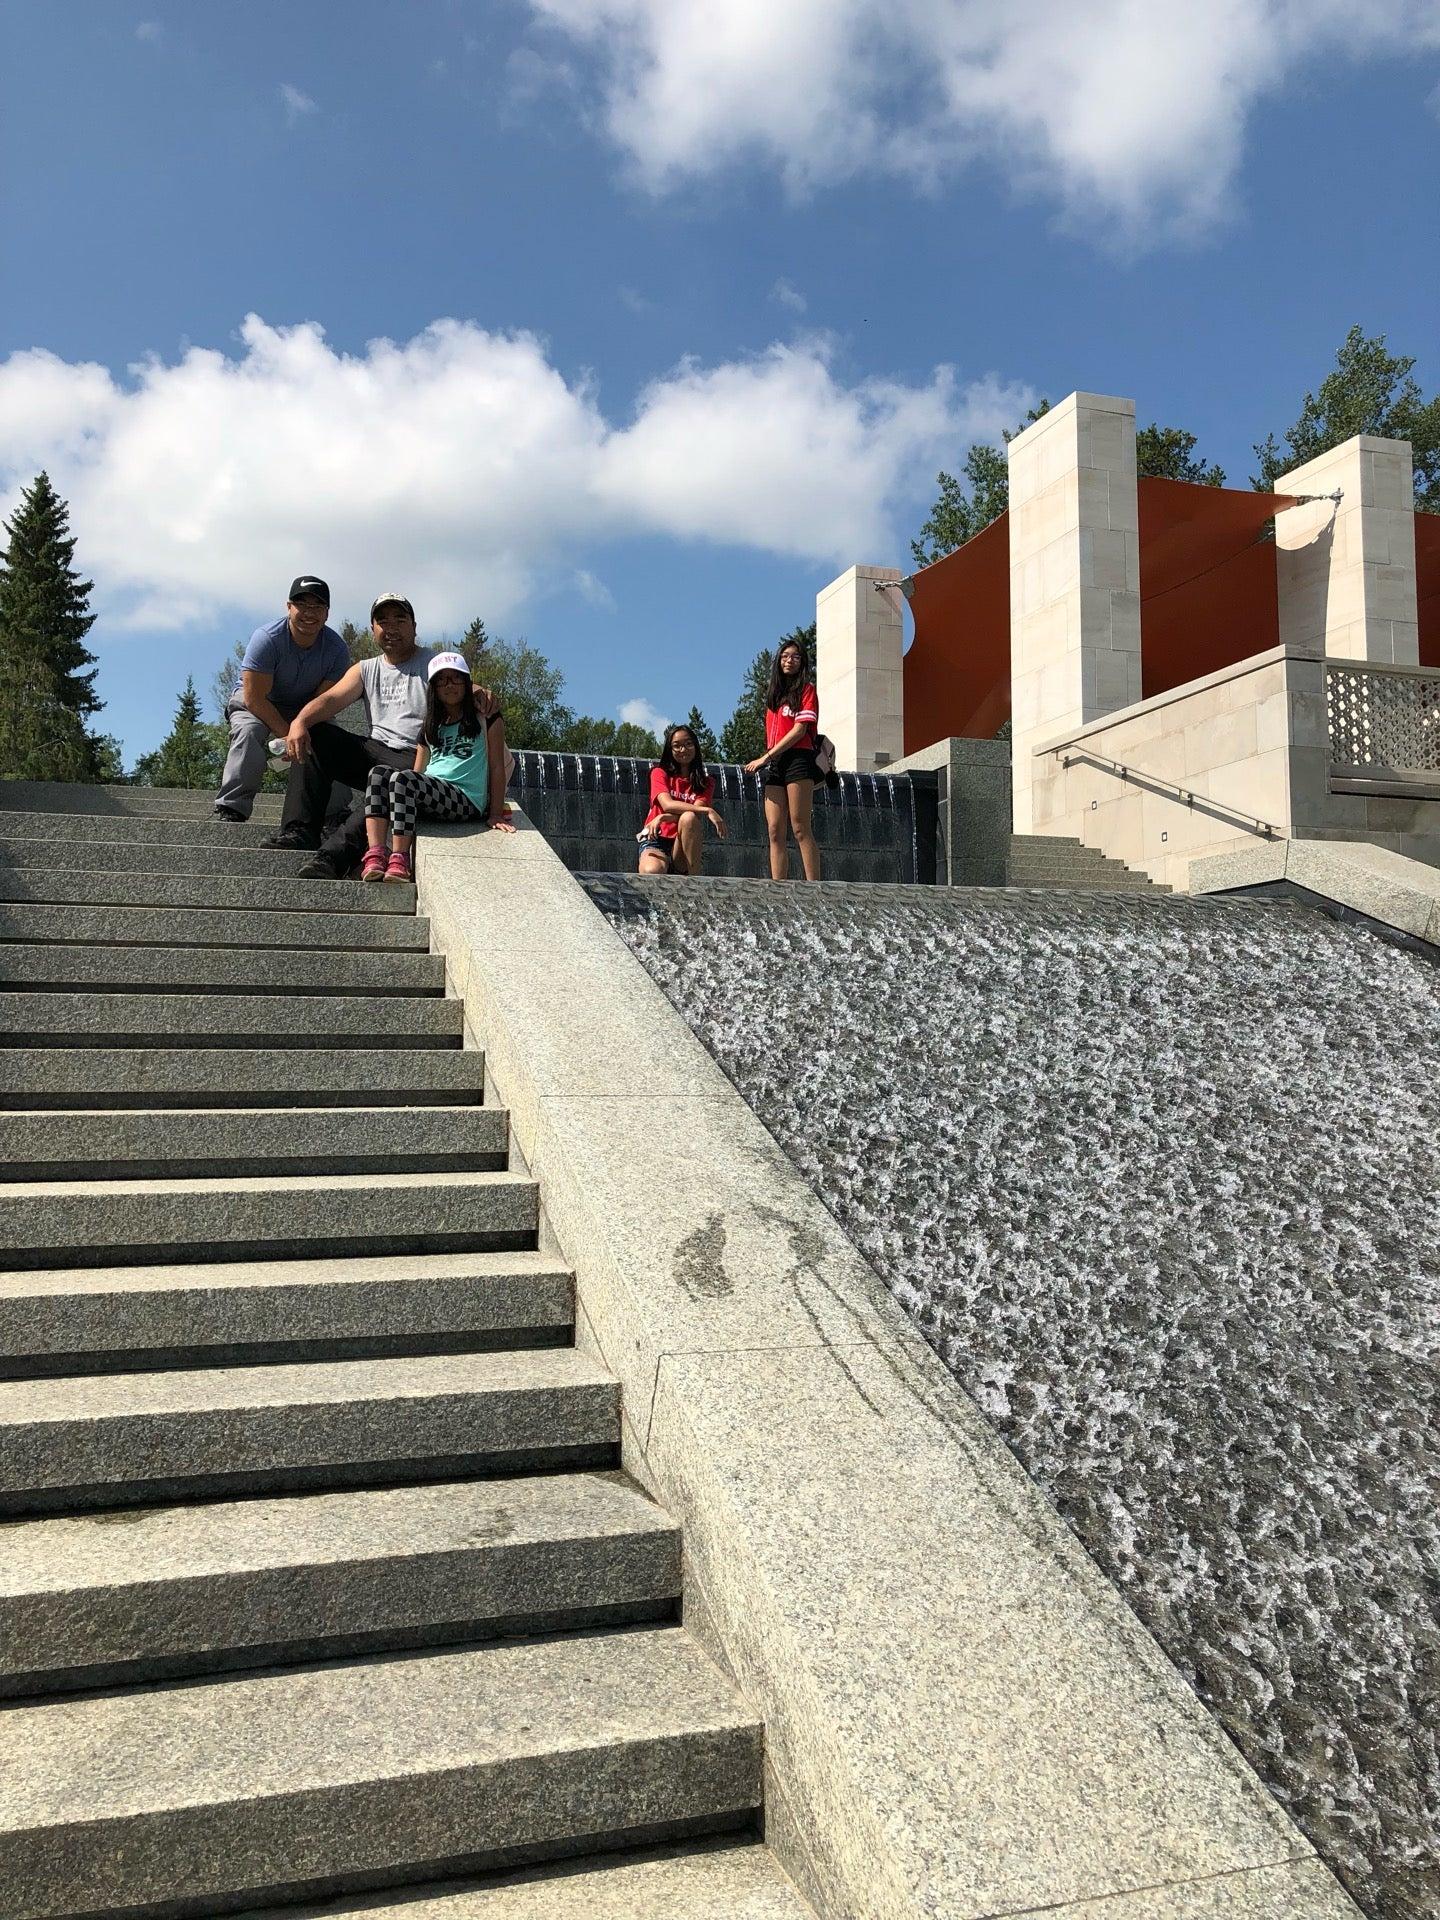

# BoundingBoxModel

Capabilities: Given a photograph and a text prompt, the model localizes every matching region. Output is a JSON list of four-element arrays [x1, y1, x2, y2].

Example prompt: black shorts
[[763, 747, 819, 788]]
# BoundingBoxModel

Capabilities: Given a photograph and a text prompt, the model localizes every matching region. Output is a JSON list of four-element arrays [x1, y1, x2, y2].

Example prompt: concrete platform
[[0, 1471, 679, 1692], [0, 1168, 539, 1271], [0, 989, 464, 1048], [0, 1346, 617, 1511], [0, 1046, 488, 1111], [0, 869, 416, 913], [0, 807, 290, 849], [0, 1104, 508, 1184], [0, 780, 286, 821], [0, 901, 432, 950], [240, 1839, 813, 1919], [0, 942, 447, 996], [0, 1248, 574, 1376], [0, 1626, 761, 1918], [0, 834, 327, 878]]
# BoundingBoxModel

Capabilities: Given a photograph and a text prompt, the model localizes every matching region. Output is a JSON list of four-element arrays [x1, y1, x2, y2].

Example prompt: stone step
[[238, 1839, 812, 1919], [0, 834, 328, 878], [0, 1046, 487, 1112], [0, 901, 432, 951], [0, 807, 294, 849], [0, 1625, 760, 1917], [0, 1471, 679, 1695], [0, 1346, 615, 1513], [0, 941, 446, 996], [0, 780, 286, 821], [0, 990, 464, 1050], [0, 1169, 538, 1274], [0, 869, 416, 914], [0, 1104, 508, 1185], [1006, 869, 1160, 889], [0, 1248, 573, 1379]]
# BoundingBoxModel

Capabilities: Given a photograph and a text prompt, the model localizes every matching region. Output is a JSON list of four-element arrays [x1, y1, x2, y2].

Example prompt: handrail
[[1052, 745, 1281, 839]]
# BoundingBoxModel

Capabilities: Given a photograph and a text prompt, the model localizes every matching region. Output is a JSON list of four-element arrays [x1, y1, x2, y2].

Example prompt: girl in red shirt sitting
[[638, 723, 727, 874], [745, 635, 821, 881]]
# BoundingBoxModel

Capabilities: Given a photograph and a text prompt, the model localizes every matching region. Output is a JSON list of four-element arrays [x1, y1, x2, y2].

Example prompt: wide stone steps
[[0, 900, 433, 949], [0, 1250, 575, 1377], [0, 941, 447, 994], [3, 1045, 489, 1110], [1007, 833, 1171, 893], [0, 1347, 619, 1513], [0, 1471, 680, 1695], [0, 989, 464, 1048], [0, 1168, 540, 1271], [0, 784, 782, 1919], [0, 1104, 509, 1182], [0, 1626, 762, 1920]]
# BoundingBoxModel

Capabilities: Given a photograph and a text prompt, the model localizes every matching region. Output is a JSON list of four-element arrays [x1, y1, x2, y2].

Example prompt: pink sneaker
[[360, 847, 388, 883], [384, 849, 413, 883]]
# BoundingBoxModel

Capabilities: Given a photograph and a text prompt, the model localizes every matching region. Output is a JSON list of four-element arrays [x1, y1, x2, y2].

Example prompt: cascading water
[[586, 874, 1440, 1920]]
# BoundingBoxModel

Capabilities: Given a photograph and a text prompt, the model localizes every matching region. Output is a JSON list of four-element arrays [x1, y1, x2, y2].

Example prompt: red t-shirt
[[644, 764, 716, 840], [765, 683, 818, 752]]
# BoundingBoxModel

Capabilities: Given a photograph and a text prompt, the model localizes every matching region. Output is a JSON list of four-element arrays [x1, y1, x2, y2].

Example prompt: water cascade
[[586, 874, 1440, 1920]]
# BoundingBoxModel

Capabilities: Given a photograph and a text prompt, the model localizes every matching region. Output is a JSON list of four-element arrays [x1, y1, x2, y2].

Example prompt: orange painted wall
[[1416, 511, 1440, 669]]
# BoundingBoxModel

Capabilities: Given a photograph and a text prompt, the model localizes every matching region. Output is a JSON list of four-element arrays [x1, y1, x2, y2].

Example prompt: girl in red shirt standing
[[745, 635, 821, 881], [638, 723, 727, 874]]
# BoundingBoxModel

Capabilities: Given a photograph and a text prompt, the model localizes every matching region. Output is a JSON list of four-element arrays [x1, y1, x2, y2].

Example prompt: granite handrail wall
[[415, 816, 1360, 1920]]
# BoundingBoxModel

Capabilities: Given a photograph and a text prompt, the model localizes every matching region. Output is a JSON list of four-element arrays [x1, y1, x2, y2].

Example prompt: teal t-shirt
[[427, 722, 490, 812]]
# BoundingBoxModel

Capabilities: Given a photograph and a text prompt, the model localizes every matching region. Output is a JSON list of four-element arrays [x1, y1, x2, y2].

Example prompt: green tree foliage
[[132, 677, 225, 788], [910, 403, 1051, 567], [559, 715, 662, 757], [0, 471, 111, 779], [718, 623, 815, 763], [684, 705, 719, 759], [1252, 326, 1439, 509], [1135, 425, 1225, 487]]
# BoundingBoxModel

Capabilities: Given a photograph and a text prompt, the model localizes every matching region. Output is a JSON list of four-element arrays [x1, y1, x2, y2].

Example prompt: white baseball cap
[[426, 650, 470, 682]]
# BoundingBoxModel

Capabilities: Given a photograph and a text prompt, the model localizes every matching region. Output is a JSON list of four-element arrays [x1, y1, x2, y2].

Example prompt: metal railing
[[1327, 661, 1440, 774], [1051, 745, 1280, 839]]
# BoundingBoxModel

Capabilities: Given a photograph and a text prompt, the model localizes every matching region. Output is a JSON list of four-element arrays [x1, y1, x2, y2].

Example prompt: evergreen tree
[[910, 403, 1051, 566], [1252, 326, 1439, 509], [685, 705, 719, 759], [1135, 425, 1225, 487], [476, 633, 574, 748], [131, 677, 224, 789], [559, 714, 662, 757], [718, 624, 815, 763], [0, 471, 108, 778]]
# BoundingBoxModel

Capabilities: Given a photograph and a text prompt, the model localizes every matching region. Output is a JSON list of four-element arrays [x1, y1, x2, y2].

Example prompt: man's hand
[[284, 720, 311, 764]]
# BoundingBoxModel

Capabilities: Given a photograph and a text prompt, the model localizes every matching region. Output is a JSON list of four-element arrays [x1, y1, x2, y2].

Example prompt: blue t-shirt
[[241, 616, 349, 715], [427, 722, 490, 812]]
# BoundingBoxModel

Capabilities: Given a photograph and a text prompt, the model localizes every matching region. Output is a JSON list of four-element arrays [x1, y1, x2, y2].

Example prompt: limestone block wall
[[1008, 394, 1141, 834], [1276, 436, 1420, 665], [815, 564, 904, 772], [1030, 648, 1327, 892]]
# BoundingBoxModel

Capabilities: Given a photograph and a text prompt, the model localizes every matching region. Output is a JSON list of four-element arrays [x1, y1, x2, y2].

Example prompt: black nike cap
[[288, 575, 331, 605]]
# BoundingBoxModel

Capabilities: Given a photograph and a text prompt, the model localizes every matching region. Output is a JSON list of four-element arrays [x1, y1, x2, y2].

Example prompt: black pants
[[282, 724, 414, 872]]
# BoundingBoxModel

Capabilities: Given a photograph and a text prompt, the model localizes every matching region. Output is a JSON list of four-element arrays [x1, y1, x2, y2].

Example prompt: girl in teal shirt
[[361, 650, 514, 881]]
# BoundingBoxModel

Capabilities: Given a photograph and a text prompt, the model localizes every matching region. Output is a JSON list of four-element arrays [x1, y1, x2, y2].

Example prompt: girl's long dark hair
[[765, 636, 810, 714], [658, 724, 707, 789], [424, 673, 484, 748]]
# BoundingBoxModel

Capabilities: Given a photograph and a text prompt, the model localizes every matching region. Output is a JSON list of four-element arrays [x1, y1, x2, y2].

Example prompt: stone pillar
[[1007, 392, 1141, 834], [815, 565, 905, 771], [1275, 435, 1418, 664]]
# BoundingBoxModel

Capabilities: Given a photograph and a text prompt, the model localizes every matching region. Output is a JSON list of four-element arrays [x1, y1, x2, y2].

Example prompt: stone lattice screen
[[1326, 663, 1440, 773]]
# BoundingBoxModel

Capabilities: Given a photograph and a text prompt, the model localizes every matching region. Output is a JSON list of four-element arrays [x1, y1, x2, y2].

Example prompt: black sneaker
[[262, 824, 320, 851], [297, 854, 344, 880], [213, 805, 247, 823]]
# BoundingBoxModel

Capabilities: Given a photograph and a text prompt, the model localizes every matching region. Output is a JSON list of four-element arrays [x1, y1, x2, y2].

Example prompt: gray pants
[[216, 698, 350, 820]]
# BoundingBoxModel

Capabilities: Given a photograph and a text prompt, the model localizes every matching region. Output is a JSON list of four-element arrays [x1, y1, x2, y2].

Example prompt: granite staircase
[[1007, 833, 1171, 892], [0, 789, 806, 1920]]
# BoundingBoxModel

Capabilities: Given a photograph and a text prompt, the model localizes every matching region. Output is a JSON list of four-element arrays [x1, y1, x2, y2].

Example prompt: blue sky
[[1, 0, 1437, 761]]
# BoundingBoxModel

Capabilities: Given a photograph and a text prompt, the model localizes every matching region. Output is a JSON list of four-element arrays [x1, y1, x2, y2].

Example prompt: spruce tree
[[0, 637, 97, 782], [131, 678, 224, 789], [685, 705, 719, 759], [0, 473, 102, 723]]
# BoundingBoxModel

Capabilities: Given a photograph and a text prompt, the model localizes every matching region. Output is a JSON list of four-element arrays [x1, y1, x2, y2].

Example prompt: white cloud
[[279, 83, 318, 126], [620, 695, 670, 735], [770, 277, 807, 315], [0, 314, 1026, 635], [135, 20, 161, 43], [522, 0, 1440, 240]]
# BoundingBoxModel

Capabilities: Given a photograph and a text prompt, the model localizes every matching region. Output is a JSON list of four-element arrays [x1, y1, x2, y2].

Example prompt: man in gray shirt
[[266, 591, 438, 877]]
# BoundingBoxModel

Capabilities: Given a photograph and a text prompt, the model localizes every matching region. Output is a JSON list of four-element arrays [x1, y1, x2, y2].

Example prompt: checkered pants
[[365, 765, 483, 839]]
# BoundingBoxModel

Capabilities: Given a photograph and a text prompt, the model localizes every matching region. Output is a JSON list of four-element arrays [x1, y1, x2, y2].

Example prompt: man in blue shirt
[[212, 575, 350, 821]]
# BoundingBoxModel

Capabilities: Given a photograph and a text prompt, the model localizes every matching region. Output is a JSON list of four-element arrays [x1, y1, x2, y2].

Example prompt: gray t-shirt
[[360, 648, 433, 749]]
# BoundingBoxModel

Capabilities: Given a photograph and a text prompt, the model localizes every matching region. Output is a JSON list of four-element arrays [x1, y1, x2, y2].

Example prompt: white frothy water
[[590, 875, 1440, 1920]]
